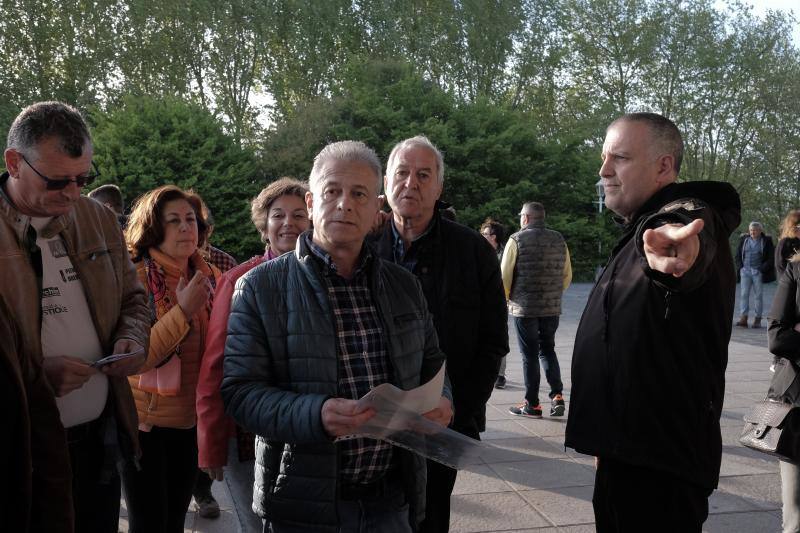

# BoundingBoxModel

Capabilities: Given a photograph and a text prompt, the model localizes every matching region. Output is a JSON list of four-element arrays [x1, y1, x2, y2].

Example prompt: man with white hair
[[734, 221, 776, 328], [375, 135, 508, 532], [222, 140, 452, 532]]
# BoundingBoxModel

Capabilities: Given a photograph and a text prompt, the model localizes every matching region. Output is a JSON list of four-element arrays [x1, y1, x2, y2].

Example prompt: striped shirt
[[305, 234, 394, 484]]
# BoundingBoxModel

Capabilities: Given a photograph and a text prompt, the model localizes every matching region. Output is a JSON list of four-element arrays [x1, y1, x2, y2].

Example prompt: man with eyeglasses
[[0, 101, 150, 533]]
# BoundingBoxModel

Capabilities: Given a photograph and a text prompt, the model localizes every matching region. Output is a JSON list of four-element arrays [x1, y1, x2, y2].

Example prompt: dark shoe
[[752, 317, 762, 328], [495, 376, 506, 389], [509, 401, 542, 418], [195, 492, 220, 519], [735, 316, 749, 328], [550, 394, 566, 417]]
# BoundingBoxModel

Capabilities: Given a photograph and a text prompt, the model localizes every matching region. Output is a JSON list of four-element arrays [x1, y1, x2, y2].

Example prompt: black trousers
[[67, 417, 122, 533], [419, 425, 480, 533], [593, 457, 711, 533], [122, 426, 199, 533]]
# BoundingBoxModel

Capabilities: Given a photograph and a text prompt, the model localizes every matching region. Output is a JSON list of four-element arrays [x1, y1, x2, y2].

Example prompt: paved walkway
[[125, 281, 783, 532]]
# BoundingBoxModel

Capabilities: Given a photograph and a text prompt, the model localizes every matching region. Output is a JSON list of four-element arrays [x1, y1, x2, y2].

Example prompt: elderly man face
[[307, 159, 381, 250], [599, 120, 675, 220], [385, 145, 443, 222], [749, 225, 763, 239], [4, 136, 94, 217]]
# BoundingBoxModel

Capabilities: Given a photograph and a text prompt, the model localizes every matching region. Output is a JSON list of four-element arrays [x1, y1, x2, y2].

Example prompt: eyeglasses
[[21, 153, 99, 191]]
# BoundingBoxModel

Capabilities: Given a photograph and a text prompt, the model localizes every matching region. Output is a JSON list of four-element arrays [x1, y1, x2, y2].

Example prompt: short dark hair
[[125, 185, 209, 261], [7, 101, 92, 158], [480, 218, 506, 245], [251, 177, 309, 243], [88, 184, 124, 214], [611, 112, 684, 174]]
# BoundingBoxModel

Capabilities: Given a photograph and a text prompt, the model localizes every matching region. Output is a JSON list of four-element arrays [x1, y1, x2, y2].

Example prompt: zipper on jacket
[[663, 290, 672, 320]]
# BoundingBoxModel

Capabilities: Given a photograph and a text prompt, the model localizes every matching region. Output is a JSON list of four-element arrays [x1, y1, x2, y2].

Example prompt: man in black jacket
[[375, 135, 508, 533], [564, 113, 740, 532], [734, 221, 776, 328]]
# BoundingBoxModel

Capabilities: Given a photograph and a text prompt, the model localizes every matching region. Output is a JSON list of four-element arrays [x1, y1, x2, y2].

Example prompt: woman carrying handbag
[[768, 255, 800, 533]]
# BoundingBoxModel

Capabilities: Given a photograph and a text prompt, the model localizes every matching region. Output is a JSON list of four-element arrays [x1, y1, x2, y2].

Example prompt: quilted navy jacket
[[221, 234, 448, 531]]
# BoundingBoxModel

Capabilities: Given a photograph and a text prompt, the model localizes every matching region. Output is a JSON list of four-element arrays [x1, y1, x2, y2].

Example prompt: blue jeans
[[267, 477, 412, 533], [514, 315, 563, 406], [740, 268, 764, 317]]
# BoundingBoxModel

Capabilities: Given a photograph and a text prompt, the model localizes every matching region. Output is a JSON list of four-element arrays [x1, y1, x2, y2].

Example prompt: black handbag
[[740, 399, 800, 463]]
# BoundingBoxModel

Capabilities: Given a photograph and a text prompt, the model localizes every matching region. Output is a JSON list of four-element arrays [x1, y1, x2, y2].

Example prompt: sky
[[734, 0, 799, 43]]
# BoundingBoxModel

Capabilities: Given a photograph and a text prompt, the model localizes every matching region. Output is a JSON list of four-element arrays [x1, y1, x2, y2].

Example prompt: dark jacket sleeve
[[458, 238, 508, 422], [221, 275, 330, 444], [776, 238, 787, 277], [761, 236, 776, 282], [768, 264, 800, 365], [635, 199, 723, 293], [415, 277, 452, 403], [734, 235, 744, 271]]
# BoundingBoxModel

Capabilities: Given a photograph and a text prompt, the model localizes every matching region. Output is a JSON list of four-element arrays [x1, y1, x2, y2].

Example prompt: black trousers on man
[[68, 413, 122, 533], [593, 457, 711, 533], [419, 425, 480, 533]]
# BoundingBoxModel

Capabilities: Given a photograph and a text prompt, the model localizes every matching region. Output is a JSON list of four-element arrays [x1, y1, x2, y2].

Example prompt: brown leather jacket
[[0, 173, 150, 532]]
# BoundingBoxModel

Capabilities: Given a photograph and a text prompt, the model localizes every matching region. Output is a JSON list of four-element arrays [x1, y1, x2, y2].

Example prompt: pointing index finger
[[665, 218, 704, 242]]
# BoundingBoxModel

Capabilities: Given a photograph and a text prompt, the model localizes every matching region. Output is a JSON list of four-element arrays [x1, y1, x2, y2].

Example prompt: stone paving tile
[[454, 464, 514, 495], [719, 447, 781, 476], [482, 419, 540, 441], [449, 492, 552, 532], [490, 458, 595, 492], [517, 486, 595, 526], [486, 436, 572, 461], [716, 473, 782, 510], [726, 379, 775, 393], [702, 510, 782, 532]]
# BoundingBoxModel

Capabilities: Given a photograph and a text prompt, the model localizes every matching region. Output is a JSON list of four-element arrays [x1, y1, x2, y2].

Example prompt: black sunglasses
[[21, 153, 99, 191]]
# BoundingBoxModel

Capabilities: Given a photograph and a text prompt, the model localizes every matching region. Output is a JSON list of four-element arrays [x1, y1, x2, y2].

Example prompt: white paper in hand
[[356, 363, 446, 414]]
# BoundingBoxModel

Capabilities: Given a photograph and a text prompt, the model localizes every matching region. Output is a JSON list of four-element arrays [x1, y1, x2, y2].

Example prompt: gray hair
[[386, 135, 444, 184], [521, 201, 545, 219], [309, 140, 382, 192], [7, 101, 92, 159], [610, 112, 684, 174], [749, 221, 763, 230]]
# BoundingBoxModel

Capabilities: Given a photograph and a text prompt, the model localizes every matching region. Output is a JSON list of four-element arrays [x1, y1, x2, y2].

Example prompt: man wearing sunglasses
[[0, 101, 150, 533]]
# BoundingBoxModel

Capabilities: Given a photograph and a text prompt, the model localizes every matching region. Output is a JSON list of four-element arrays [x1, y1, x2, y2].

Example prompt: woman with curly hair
[[776, 209, 800, 278], [122, 185, 221, 533]]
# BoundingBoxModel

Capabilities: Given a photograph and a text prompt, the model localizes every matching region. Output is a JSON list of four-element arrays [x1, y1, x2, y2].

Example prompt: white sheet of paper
[[356, 363, 445, 414]]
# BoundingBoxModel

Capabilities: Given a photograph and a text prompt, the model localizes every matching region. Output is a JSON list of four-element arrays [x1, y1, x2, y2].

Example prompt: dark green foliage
[[263, 61, 610, 279], [90, 96, 264, 260]]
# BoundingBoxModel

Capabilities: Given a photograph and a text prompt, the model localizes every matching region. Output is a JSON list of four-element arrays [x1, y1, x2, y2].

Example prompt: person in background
[[190, 204, 237, 519], [88, 183, 127, 227], [196, 177, 310, 532], [480, 218, 506, 261], [480, 218, 509, 389], [376, 135, 508, 533], [502, 202, 571, 418], [0, 101, 149, 533], [735, 221, 776, 328], [768, 253, 800, 533], [201, 207, 238, 274], [122, 185, 221, 533], [776, 209, 800, 278]]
